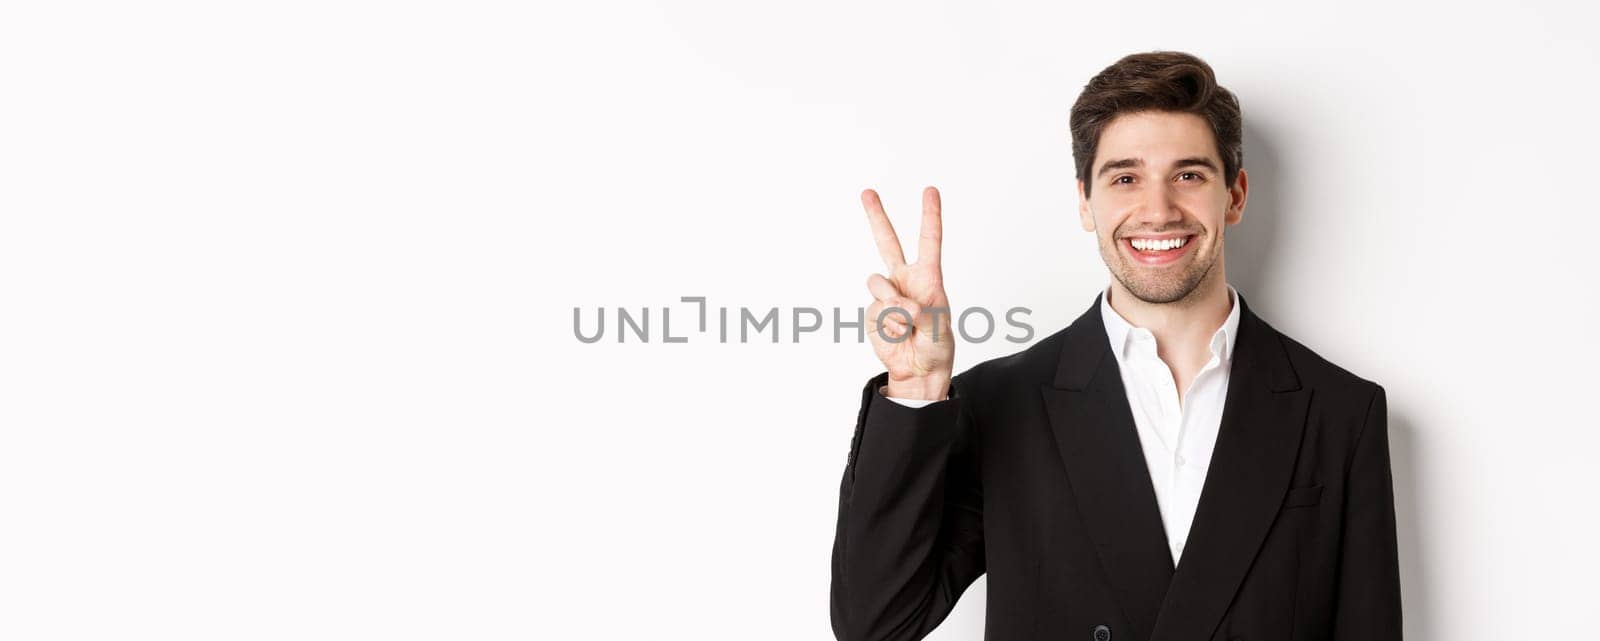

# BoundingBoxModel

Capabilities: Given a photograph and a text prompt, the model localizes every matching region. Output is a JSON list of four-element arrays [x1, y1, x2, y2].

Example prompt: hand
[[861, 186, 954, 401]]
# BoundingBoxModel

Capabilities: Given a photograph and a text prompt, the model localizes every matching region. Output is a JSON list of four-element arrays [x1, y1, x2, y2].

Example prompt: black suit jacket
[[830, 292, 1401, 641]]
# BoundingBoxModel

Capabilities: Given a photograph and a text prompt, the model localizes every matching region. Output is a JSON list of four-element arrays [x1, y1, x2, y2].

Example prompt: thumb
[[909, 301, 951, 339]]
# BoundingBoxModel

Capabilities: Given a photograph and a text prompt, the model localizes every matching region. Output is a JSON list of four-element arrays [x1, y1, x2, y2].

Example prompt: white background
[[3, 1, 1597, 639]]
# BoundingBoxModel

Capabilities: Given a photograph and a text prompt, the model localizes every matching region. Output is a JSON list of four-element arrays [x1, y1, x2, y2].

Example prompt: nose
[[1132, 185, 1185, 227]]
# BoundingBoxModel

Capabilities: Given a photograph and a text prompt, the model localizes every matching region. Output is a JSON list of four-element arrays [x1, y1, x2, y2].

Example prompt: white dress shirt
[[884, 283, 1241, 566]]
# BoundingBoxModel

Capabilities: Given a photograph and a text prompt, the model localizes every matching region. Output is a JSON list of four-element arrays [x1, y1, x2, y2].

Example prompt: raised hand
[[861, 186, 955, 401]]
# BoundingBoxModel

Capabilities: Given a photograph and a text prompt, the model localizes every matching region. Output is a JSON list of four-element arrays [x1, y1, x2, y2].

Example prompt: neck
[[1107, 269, 1233, 355]]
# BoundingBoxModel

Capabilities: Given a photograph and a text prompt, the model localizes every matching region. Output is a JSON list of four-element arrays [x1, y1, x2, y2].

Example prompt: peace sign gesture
[[862, 186, 954, 401]]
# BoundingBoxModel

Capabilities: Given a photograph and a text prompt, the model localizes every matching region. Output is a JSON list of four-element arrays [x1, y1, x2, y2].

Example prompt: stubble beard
[[1099, 229, 1221, 306]]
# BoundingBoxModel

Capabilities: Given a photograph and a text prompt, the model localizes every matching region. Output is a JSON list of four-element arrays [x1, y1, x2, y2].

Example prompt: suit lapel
[[1040, 291, 1312, 641], [1148, 293, 1311, 641], [1040, 293, 1174, 641]]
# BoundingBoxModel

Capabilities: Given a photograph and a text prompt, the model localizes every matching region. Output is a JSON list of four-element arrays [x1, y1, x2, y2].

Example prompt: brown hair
[[1070, 51, 1243, 198]]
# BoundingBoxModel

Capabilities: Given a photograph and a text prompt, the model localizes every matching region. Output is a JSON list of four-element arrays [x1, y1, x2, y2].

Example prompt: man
[[830, 51, 1401, 641]]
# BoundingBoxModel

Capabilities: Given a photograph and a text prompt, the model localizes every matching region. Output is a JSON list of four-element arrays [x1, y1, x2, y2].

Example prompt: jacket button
[[1092, 624, 1111, 641]]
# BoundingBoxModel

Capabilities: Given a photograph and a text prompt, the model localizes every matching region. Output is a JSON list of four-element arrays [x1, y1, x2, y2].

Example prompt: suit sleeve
[[1331, 384, 1403, 640], [830, 370, 985, 641]]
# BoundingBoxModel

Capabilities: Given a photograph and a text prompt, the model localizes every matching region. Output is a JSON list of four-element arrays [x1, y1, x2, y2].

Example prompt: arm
[[833, 186, 976, 640], [830, 370, 984, 641], [1331, 384, 1403, 639]]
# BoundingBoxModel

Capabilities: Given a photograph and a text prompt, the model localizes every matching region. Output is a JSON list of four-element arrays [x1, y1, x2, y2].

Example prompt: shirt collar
[[1099, 283, 1241, 363]]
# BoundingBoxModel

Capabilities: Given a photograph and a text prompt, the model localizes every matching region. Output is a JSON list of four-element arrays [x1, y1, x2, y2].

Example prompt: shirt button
[[1176, 455, 1187, 466]]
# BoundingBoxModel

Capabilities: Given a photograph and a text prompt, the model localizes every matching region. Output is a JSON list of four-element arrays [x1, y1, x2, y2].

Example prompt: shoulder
[[1265, 318, 1386, 419], [949, 324, 1072, 401]]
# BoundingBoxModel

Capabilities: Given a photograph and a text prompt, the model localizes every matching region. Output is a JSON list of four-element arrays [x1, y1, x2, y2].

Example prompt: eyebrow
[[1096, 156, 1221, 179]]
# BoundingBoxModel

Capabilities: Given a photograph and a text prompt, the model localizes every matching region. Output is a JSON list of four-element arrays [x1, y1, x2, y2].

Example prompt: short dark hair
[[1070, 51, 1243, 198]]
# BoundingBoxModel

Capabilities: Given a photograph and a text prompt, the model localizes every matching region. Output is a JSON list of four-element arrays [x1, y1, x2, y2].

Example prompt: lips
[[1122, 234, 1197, 266]]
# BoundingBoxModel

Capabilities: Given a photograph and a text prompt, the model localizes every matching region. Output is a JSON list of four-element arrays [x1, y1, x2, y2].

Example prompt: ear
[[1225, 168, 1248, 225], [1077, 179, 1096, 232]]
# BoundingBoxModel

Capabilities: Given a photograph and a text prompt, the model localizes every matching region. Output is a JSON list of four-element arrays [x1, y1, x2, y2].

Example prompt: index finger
[[861, 189, 906, 271], [918, 185, 942, 266]]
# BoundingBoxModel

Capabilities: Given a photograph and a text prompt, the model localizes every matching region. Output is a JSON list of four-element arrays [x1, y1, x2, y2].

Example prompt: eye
[[1113, 175, 1134, 185], [1178, 171, 1205, 182]]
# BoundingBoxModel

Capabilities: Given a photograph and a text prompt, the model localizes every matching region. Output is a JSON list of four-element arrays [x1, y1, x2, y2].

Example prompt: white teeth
[[1130, 236, 1189, 252]]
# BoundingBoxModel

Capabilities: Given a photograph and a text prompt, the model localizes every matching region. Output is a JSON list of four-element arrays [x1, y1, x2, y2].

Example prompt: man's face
[[1078, 110, 1247, 304]]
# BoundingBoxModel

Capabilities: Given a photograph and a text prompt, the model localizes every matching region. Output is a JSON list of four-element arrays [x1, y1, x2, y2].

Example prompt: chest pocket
[[1282, 484, 1323, 508]]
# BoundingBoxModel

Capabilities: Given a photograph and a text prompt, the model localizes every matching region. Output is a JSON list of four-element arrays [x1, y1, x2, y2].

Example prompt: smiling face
[[1078, 110, 1248, 305]]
